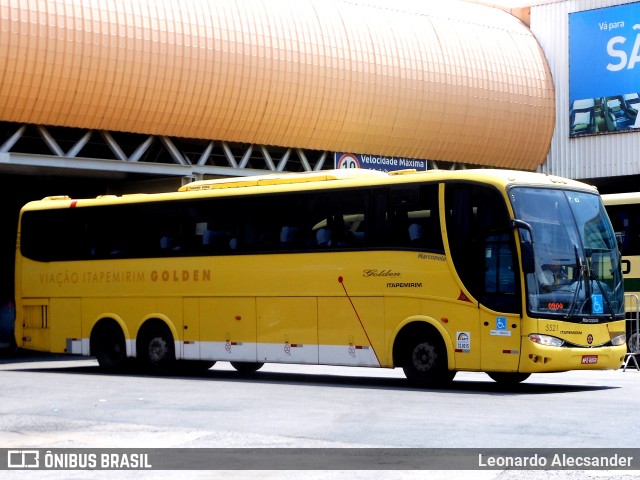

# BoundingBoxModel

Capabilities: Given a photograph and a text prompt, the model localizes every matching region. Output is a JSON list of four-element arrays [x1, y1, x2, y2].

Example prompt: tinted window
[[445, 182, 519, 313], [20, 182, 445, 262], [370, 184, 443, 252], [606, 203, 640, 256]]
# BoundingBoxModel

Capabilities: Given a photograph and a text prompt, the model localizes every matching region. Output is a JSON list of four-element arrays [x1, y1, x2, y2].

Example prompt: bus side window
[[446, 183, 519, 313], [406, 214, 441, 251], [309, 189, 368, 250], [203, 229, 231, 251], [280, 225, 303, 249], [606, 204, 640, 257], [408, 222, 424, 244], [313, 215, 346, 248], [316, 227, 332, 247], [484, 233, 517, 311], [609, 211, 628, 252], [388, 184, 442, 252], [257, 226, 279, 251]]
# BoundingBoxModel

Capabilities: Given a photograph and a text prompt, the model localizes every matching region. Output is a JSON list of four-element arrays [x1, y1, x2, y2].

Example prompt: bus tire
[[91, 320, 128, 372], [628, 330, 640, 354], [231, 361, 264, 374], [402, 335, 455, 387], [138, 322, 176, 374], [487, 372, 531, 384]]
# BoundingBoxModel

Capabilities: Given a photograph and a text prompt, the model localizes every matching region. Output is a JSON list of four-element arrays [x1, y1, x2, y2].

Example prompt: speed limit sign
[[336, 153, 361, 169]]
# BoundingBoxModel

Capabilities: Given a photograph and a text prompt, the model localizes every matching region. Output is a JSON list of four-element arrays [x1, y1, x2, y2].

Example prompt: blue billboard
[[334, 153, 427, 172], [569, 2, 640, 136]]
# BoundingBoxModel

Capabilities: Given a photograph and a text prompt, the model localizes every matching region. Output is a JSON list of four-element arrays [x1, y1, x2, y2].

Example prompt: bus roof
[[178, 168, 389, 191], [178, 168, 595, 193], [22, 169, 597, 211], [601, 192, 640, 206]]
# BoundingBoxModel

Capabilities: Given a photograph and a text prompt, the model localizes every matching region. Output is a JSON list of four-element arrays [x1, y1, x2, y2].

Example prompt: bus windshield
[[511, 187, 624, 321]]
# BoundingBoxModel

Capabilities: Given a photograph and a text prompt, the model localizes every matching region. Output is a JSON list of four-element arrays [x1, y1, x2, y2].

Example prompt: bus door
[[479, 310, 522, 371], [445, 183, 522, 373], [479, 233, 522, 372]]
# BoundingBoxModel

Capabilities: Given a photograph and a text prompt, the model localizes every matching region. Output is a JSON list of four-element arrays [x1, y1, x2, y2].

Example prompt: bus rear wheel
[[487, 372, 531, 384], [402, 336, 455, 387], [138, 323, 176, 374], [231, 361, 264, 374], [91, 320, 128, 372]]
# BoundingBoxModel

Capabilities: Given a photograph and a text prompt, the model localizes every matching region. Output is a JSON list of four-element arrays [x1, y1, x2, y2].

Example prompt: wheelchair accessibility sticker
[[591, 294, 603, 314], [490, 316, 511, 336]]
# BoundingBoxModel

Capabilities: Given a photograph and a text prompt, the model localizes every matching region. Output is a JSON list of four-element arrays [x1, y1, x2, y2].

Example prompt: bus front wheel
[[91, 320, 127, 372], [138, 323, 176, 374], [402, 336, 455, 387]]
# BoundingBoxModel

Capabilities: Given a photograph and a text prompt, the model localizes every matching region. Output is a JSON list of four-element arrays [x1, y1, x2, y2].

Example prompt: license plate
[[581, 355, 598, 364]]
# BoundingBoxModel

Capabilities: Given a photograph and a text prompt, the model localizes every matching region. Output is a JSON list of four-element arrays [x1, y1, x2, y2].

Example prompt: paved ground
[[0, 351, 638, 480]]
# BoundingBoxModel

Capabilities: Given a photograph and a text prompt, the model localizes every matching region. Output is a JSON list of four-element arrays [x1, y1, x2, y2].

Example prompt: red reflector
[[70, 201, 78, 208]]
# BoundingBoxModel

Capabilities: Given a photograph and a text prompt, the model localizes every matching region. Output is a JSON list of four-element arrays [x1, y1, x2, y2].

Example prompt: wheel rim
[[412, 342, 436, 372], [629, 332, 640, 353], [148, 336, 169, 363]]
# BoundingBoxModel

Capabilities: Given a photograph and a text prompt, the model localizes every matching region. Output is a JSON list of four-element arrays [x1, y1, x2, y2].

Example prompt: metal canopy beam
[[0, 152, 269, 178], [0, 122, 332, 179], [0, 121, 465, 179]]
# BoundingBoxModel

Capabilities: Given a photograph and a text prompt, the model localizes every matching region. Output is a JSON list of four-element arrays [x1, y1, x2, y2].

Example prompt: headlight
[[528, 334, 564, 347], [611, 333, 626, 346]]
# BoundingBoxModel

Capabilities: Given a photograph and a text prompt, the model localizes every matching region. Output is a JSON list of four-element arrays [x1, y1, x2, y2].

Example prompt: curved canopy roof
[[0, 0, 555, 170]]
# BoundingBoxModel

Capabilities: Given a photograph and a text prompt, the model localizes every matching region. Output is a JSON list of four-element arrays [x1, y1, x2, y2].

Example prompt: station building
[[527, 0, 640, 192]]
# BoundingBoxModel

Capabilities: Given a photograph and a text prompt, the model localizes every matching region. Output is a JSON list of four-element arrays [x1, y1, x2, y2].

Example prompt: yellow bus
[[15, 168, 626, 386], [602, 192, 640, 352]]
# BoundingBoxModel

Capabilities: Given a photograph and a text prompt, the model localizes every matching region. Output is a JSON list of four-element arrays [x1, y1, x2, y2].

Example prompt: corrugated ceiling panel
[[0, 0, 555, 170]]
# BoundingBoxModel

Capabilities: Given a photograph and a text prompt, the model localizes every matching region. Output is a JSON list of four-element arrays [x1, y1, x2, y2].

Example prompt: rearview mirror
[[512, 219, 535, 274], [520, 240, 535, 274]]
